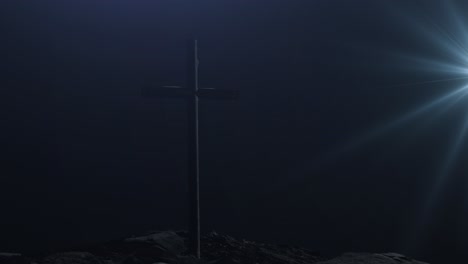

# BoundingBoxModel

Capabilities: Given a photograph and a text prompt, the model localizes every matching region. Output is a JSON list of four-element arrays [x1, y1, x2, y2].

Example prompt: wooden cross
[[143, 39, 239, 258]]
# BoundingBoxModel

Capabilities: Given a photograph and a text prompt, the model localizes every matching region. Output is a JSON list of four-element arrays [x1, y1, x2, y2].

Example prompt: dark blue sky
[[1, 1, 468, 263]]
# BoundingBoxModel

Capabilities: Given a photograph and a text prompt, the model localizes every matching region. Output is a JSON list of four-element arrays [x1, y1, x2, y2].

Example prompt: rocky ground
[[0, 231, 428, 264]]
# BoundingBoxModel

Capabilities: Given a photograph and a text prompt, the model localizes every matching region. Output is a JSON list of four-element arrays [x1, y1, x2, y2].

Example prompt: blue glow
[[272, 0, 468, 251], [372, 0, 468, 252]]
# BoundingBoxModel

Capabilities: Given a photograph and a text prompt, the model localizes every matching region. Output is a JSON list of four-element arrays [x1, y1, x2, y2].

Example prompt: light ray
[[431, 21, 468, 58], [382, 76, 468, 88], [272, 2, 468, 239], [389, 0, 468, 252], [268, 84, 468, 194], [409, 2, 468, 63], [391, 54, 468, 75], [381, 89, 468, 150], [327, 85, 468, 158], [425, 90, 468, 121], [403, 113, 468, 252], [447, 2, 468, 55]]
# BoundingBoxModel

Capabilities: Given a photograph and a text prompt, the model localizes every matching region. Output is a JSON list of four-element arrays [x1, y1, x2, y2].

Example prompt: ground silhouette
[[0, 231, 429, 264]]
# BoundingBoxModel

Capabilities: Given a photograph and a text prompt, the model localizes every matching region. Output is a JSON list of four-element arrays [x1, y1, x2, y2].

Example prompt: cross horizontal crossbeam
[[143, 86, 239, 100]]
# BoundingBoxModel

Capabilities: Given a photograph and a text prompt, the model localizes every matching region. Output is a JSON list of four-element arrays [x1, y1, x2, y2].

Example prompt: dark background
[[1, 1, 468, 263]]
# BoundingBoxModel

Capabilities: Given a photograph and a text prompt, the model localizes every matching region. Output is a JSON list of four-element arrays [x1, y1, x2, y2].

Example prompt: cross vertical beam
[[143, 39, 239, 259], [186, 39, 200, 258]]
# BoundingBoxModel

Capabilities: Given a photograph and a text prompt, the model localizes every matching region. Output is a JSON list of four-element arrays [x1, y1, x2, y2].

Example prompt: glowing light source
[[272, 0, 468, 252], [362, 0, 468, 252]]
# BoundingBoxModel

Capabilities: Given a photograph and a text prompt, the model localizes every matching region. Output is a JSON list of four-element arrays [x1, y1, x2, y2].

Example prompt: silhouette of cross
[[143, 40, 239, 258]]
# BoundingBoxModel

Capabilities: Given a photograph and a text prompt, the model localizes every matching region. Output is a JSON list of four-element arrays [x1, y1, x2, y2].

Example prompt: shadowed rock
[[3, 231, 429, 264], [315, 252, 429, 264], [0, 253, 29, 264]]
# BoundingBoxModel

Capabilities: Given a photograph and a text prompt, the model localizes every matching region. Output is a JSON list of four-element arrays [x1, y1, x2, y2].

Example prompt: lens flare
[[271, 0, 468, 253], [383, 1, 468, 252], [326, 0, 468, 253]]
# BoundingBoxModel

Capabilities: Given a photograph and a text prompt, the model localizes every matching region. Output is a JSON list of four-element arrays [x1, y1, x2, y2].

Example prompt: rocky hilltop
[[0, 231, 428, 264]]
